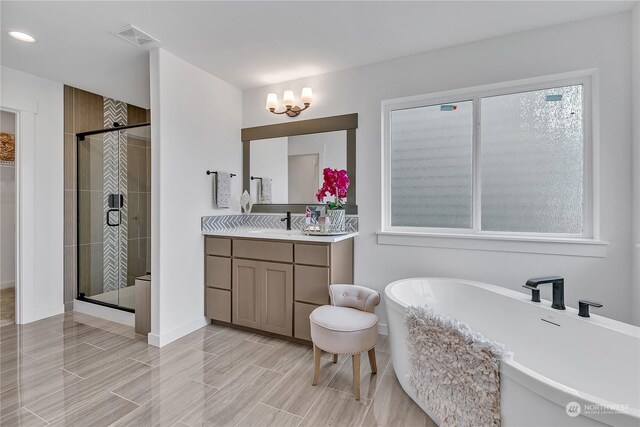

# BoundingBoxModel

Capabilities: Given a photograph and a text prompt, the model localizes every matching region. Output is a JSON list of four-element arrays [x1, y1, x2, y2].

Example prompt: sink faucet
[[523, 276, 565, 310], [281, 211, 292, 230]]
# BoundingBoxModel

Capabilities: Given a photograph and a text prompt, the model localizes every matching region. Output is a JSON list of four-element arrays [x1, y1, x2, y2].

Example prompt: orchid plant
[[316, 168, 350, 210]]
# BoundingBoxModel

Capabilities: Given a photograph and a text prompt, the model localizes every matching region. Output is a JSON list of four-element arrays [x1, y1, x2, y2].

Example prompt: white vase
[[327, 209, 346, 233]]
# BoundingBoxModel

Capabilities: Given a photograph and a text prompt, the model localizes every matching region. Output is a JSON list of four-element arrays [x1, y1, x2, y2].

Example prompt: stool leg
[[368, 348, 377, 374], [312, 345, 321, 386], [332, 353, 338, 363], [352, 354, 361, 400]]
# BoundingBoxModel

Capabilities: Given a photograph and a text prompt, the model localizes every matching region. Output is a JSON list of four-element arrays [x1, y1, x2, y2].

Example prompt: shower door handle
[[106, 209, 121, 227]]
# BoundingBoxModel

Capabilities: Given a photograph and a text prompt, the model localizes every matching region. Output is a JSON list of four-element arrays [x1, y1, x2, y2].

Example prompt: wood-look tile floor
[[0, 287, 15, 327], [0, 312, 437, 427]]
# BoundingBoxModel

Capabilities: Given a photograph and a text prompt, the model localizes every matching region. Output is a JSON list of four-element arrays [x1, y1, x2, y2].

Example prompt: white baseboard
[[0, 281, 15, 290], [19, 304, 65, 324], [148, 316, 208, 348], [378, 323, 388, 336], [73, 300, 135, 327]]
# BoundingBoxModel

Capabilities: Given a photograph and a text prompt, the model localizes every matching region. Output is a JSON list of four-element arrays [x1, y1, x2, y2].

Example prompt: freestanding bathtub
[[385, 278, 640, 427]]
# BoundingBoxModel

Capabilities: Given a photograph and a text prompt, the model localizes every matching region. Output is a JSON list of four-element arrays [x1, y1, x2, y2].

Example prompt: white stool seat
[[309, 284, 381, 400], [310, 305, 378, 354]]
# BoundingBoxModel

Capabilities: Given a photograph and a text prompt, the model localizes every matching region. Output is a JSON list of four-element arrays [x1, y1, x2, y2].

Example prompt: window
[[383, 75, 593, 239]]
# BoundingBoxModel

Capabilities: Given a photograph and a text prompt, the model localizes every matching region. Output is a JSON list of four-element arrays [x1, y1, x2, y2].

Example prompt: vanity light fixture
[[265, 87, 313, 117], [8, 31, 36, 43]]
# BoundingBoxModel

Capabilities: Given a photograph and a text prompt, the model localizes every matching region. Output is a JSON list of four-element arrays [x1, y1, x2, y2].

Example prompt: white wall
[[0, 66, 64, 322], [150, 48, 242, 346], [631, 3, 640, 327], [1, 110, 16, 134], [288, 131, 347, 172], [250, 137, 288, 204], [1, 111, 17, 289], [243, 13, 636, 326]]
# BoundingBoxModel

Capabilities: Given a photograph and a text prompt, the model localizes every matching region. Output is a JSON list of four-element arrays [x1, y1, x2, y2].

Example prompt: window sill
[[376, 231, 608, 258]]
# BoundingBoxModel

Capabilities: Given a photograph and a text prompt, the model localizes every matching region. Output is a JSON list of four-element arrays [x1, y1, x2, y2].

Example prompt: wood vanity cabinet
[[204, 235, 354, 342]]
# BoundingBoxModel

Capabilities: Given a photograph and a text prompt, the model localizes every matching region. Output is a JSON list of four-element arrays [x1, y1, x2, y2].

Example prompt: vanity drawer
[[205, 237, 231, 257], [234, 239, 293, 263], [295, 265, 330, 305], [294, 301, 320, 341], [206, 288, 231, 322], [294, 244, 329, 267], [205, 256, 231, 289]]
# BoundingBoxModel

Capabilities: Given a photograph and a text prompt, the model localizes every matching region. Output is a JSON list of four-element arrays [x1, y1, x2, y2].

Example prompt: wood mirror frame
[[242, 113, 358, 214]]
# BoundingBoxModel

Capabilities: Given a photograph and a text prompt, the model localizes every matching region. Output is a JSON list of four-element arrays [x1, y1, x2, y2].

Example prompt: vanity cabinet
[[204, 237, 232, 322], [231, 259, 293, 335], [204, 235, 354, 343], [232, 259, 261, 329]]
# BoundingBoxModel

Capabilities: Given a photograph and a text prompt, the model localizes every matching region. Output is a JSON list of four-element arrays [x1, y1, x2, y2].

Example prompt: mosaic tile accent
[[201, 214, 358, 233], [102, 98, 128, 293]]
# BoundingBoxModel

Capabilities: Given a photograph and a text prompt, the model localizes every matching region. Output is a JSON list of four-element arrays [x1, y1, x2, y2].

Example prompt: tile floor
[[0, 311, 436, 426], [0, 287, 15, 327]]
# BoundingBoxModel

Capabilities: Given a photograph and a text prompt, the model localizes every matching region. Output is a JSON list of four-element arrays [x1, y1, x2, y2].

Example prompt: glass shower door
[[77, 129, 128, 309]]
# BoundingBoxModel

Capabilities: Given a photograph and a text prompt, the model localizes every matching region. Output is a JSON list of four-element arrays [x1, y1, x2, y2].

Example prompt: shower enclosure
[[76, 122, 151, 312]]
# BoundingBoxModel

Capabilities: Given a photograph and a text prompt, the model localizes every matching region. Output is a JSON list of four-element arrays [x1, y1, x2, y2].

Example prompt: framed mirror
[[242, 113, 357, 214]]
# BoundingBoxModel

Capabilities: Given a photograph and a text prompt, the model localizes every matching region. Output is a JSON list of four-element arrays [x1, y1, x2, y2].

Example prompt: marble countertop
[[202, 227, 358, 243]]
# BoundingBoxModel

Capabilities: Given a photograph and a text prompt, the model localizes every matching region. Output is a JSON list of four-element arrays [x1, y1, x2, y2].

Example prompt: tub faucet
[[281, 211, 292, 230], [523, 276, 565, 310]]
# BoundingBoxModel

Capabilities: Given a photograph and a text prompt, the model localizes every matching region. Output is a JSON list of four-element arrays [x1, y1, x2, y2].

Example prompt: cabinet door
[[206, 288, 231, 323], [294, 265, 330, 305], [260, 262, 293, 336], [294, 301, 319, 341], [206, 256, 231, 289], [232, 259, 261, 329]]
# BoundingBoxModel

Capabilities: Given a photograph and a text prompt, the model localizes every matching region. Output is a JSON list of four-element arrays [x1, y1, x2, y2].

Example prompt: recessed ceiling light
[[8, 31, 36, 43]]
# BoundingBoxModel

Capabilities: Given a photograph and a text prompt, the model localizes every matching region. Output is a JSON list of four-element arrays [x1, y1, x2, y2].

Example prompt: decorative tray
[[303, 230, 349, 236]]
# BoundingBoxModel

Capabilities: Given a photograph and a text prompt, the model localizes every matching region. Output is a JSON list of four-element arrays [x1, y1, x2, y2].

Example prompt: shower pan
[[76, 122, 151, 312]]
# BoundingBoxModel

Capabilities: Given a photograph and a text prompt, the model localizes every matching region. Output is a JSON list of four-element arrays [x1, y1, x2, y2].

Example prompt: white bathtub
[[384, 278, 640, 427]]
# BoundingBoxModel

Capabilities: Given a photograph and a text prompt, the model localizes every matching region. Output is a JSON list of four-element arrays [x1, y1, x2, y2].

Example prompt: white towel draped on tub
[[213, 172, 231, 208], [405, 305, 511, 427]]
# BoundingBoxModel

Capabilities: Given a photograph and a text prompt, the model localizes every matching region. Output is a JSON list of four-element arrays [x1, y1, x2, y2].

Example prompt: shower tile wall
[[63, 86, 150, 310], [102, 97, 128, 293]]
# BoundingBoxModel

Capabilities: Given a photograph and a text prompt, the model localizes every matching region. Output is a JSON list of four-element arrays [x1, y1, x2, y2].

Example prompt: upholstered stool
[[309, 284, 381, 400]]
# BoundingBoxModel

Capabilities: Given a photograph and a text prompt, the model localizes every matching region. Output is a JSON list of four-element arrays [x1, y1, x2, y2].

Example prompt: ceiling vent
[[113, 25, 160, 47]]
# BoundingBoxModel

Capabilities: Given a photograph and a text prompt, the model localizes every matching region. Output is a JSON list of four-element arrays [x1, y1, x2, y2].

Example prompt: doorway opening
[[288, 153, 319, 204], [0, 110, 17, 326]]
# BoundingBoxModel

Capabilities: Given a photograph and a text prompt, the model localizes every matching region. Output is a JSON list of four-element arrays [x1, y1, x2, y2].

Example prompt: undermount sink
[[245, 228, 303, 236]]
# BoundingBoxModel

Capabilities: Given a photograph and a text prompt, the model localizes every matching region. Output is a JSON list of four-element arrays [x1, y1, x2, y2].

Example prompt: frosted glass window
[[481, 85, 584, 234], [390, 101, 473, 228]]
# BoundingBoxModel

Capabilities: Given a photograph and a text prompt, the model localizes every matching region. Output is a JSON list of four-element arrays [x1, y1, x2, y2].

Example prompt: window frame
[[381, 70, 599, 242]]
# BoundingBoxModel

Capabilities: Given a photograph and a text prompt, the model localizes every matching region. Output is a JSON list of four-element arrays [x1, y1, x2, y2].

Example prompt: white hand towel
[[260, 177, 272, 204], [215, 172, 231, 208]]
